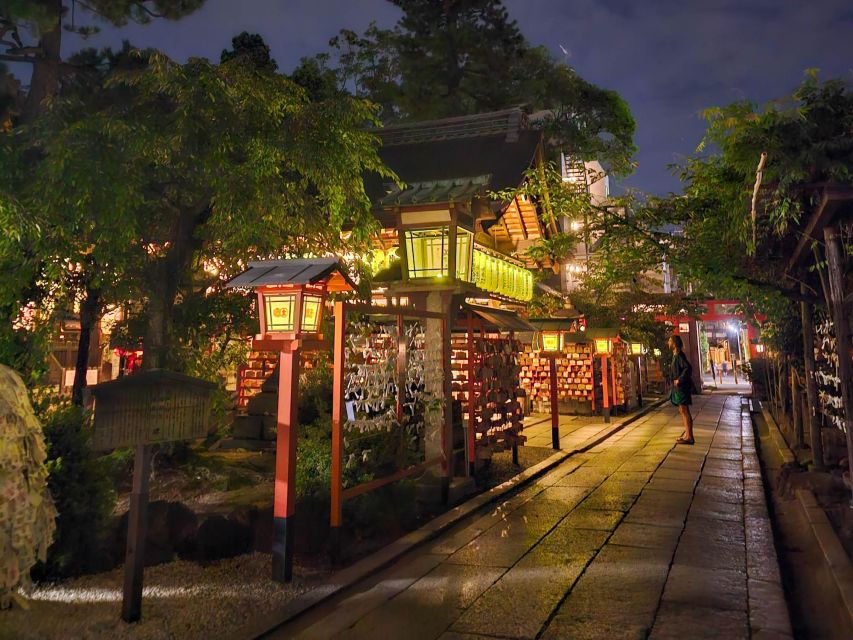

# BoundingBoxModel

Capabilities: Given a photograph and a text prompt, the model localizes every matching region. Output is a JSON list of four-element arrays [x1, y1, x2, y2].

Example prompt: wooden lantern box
[[91, 370, 216, 451]]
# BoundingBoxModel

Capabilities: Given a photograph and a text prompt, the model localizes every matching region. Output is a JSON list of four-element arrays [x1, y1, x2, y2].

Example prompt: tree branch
[[0, 52, 34, 64]]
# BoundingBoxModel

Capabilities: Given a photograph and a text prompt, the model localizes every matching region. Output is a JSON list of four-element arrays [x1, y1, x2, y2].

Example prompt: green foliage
[[2, 49, 395, 372], [35, 402, 115, 579], [295, 419, 332, 502], [220, 31, 278, 71], [325, 0, 635, 173], [290, 54, 343, 102]]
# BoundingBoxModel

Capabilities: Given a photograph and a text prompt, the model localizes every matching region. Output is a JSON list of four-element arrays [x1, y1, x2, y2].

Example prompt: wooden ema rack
[[519, 340, 632, 414], [450, 333, 525, 460], [519, 342, 594, 412]]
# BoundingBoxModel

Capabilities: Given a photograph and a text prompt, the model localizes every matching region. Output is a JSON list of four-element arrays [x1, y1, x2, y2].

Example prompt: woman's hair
[[671, 334, 684, 351]]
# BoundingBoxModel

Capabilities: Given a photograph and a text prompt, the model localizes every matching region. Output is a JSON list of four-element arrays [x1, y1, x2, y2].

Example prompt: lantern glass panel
[[542, 332, 561, 352], [630, 342, 643, 355], [472, 248, 485, 286], [455, 227, 473, 282], [301, 294, 323, 333], [405, 227, 448, 278], [265, 293, 296, 332], [594, 337, 612, 354]]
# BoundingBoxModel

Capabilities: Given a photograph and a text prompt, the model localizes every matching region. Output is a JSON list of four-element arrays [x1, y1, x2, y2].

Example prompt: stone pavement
[[522, 401, 661, 450], [270, 394, 791, 640]]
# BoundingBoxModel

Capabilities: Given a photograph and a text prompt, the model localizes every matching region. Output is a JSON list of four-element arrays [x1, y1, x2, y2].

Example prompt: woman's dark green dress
[[670, 351, 693, 406]]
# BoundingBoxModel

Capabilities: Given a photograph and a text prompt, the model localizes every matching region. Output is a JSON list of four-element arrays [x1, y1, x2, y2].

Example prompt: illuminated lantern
[[403, 227, 449, 279], [455, 228, 474, 281], [629, 342, 644, 356], [226, 258, 354, 584], [541, 331, 562, 353], [594, 337, 613, 355], [756, 343, 766, 353]]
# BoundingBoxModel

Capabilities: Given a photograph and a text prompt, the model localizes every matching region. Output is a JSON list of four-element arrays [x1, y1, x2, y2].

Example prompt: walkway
[[269, 395, 791, 640], [522, 400, 661, 450]]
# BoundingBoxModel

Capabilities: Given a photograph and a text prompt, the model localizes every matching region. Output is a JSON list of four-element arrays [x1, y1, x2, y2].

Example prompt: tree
[[220, 31, 278, 71], [0, 42, 151, 402], [0, 0, 205, 122], [574, 72, 853, 361], [14, 50, 394, 375], [326, 0, 636, 174]]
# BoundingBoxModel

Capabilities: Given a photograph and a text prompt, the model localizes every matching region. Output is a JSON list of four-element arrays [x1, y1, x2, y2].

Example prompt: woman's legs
[[679, 405, 694, 441]]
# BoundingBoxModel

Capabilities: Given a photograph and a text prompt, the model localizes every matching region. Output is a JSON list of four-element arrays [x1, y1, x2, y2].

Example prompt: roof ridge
[[377, 107, 528, 146]]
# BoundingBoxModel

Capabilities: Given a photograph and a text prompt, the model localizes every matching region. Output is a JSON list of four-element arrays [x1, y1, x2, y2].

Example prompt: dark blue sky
[[48, 0, 853, 194]]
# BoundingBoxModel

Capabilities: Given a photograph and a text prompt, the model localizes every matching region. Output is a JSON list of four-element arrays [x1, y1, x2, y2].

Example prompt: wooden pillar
[[610, 352, 619, 416], [800, 285, 825, 470], [601, 356, 611, 423], [330, 302, 346, 554], [122, 443, 152, 623], [824, 226, 853, 504], [272, 341, 300, 583], [791, 369, 803, 447], [549, 353, 560, 449], [466, 313, 476, 476]]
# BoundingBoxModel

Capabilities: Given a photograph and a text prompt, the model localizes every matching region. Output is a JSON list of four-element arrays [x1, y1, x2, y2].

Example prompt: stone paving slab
[[269, 395, 792, 640]]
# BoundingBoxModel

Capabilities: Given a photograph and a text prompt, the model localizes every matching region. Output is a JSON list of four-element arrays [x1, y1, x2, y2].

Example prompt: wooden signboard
[[91, 369, 215, 623], [91, 370, 215, 451]]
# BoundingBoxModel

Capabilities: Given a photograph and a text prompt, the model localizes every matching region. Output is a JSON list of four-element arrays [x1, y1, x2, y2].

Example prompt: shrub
[[34, 402, 116, 579]]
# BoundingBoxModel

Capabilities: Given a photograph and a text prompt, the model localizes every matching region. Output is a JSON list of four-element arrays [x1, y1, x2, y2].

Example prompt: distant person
[[721, 360, 728, 377], [669, 335, 694, 445]]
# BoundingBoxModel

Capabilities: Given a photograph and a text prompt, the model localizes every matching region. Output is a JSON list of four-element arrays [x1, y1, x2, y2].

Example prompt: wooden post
[[121, 443, 152, 623], [549, 353, 560, 449], [823, 226, 853, 505], [330, 302, 346, 554], [636, 357, 644, 408], [610, 352, 619, 415], [601, 356, 610, 423], [791, 369, 803, 447], [272, 341, 300, 583], [440, 300, 452, 504], [801, 285, 825, 470], [466, 313, 476, 476]]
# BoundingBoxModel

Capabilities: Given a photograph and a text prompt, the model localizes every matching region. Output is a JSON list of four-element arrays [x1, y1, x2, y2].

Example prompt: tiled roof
[[379, 175, 491, 206], [225, 258, 355, 290], [377, 108, 527, 146]]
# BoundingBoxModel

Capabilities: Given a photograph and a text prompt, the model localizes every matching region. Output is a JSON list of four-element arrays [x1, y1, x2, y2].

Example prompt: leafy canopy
[[325, 0, 636, 174]]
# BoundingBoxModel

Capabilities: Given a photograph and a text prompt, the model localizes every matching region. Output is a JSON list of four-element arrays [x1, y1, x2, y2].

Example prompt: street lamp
[[538, 331, 564, 449], [627, 342, 645, 407], [593, 337, 613, 423], [226, 258, 354, 583]]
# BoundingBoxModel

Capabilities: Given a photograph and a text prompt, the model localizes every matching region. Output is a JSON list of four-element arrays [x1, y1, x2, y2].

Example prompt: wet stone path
[[273, 394, 792, 640]]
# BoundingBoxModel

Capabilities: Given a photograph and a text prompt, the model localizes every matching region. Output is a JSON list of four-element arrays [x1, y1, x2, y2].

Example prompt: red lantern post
[[594, 337, 613, 423], [540, 331, 562, 449], [226, 259, 354, 583]]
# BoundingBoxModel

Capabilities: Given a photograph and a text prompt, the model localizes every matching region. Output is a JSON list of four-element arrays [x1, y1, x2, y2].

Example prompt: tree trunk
[[823, 225, 853, 503], [71, 285, 100, 406], [142, 207, 209, 371], [800, 284, 825, 470], [20, 0, 63, 123]]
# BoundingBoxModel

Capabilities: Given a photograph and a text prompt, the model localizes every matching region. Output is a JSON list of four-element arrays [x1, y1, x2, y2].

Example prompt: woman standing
[[669, 335, 694, 445]]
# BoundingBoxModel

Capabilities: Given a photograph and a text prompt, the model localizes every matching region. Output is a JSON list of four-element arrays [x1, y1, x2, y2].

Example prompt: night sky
[[49, 0, 853, 195]]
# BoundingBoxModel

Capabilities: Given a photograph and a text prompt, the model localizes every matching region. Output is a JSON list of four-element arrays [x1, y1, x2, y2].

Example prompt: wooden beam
[[786, 184, 853, 274], [823, 225, 853, 504]]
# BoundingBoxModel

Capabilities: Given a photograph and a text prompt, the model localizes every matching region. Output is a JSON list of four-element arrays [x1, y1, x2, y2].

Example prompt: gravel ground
[[0, 446, 553, 640], [0, 553, 329, 640]]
